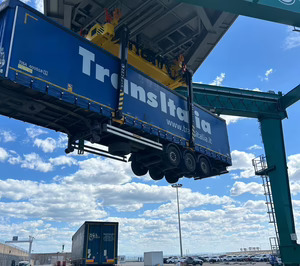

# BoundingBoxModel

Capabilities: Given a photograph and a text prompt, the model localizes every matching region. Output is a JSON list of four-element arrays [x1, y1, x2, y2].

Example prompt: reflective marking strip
[[106, 124, 163, 147], [106, 128, 163, 151], [24, 13, 38, 24], [6, 6, 18, 77], [18, 63, 32, 74]]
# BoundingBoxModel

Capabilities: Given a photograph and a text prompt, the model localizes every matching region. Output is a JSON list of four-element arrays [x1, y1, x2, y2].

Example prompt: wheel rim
[[184, 152, 196, 172], [201, 161, 207, 173], [199, 157, 210, 176], [169, 151, 177, 162], [166, 145, 180, 167]]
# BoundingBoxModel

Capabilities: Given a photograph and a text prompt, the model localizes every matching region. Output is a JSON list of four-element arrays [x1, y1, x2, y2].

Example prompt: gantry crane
[[174, 1, 300, 264], [4, 0, 295, 264]]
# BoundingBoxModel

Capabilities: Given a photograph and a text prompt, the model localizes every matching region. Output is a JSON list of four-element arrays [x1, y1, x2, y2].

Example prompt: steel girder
[[176, 83, 300, 265]]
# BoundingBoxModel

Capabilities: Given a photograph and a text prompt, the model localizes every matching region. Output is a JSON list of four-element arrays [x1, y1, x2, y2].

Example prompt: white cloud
[[291, 182, 300, 196], [243, 200, 266, 213], [229, 150, 256, 179], [34, 137, 57, 153], [4, 151, 77, 172], [0, 176, 278, 254], [26, 126, 48, 139], [21, 153, 53, 172], [221, 115, 246, 125], [287, 154, 300, 181], [0, 131, 16, 142], [34, 0, 44, 13], [63, 157, 133, 185], [284, 26, 300, 50], [264, 68, 273, 81], [248, 144, 263, 150], [230, 181, 264, 196], [0, 147, 9, 161], [143, 189, 233, 218], [253, 88, 261, 92], [210, 73, 226, 86], [49, 155, 77, 167]]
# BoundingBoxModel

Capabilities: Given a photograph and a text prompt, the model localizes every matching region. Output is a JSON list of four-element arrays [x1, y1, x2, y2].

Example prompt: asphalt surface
[[116, 262, 270, 266], [35, 262, 271, 266]]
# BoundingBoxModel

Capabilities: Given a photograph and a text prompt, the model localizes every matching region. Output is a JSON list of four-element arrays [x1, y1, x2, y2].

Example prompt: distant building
[[31, 252, 71, 265], [227, 249, 272, 255], [0, 242, 29, 266]]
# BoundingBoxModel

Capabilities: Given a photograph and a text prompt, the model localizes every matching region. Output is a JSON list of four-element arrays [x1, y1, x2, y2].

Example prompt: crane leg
[[259, 118, 300, 265]]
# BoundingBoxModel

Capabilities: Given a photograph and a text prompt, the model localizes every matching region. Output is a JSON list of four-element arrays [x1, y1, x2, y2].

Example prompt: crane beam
[[177, 0, 300, 27], [279, 84, 300, 109], [176, 83, 286, 119]]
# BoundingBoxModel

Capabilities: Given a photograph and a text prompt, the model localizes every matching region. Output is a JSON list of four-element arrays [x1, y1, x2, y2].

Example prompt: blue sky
[[0, 0, 300, 257]]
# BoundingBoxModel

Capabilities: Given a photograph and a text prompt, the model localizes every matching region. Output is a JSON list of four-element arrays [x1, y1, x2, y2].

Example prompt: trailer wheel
[[149, 167, 164, 181], [165, 144, 181, 167], [165, 173, 179, 184], [198, 156, 211, 177], [183, 151, 196, 173], [131, 159, 148, 176]]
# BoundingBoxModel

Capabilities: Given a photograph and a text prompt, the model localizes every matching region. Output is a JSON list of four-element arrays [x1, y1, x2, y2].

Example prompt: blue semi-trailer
[[72, 222, 118, 266], [0, 0, 231, 183]]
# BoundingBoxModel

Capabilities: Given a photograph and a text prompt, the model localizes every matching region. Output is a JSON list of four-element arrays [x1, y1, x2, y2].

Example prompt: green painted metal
[[259, 118, 300, 265], [178, 0, 300, 27], [280, 84, 300, 109], [176, 83, 286, 119], [175, 0, 300, 264], [178, 83, 300, 264]]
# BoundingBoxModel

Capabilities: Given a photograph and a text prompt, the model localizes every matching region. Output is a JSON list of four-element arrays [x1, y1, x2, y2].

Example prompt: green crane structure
[[176, 1, 300, 264], [176, 84, 300, 265]]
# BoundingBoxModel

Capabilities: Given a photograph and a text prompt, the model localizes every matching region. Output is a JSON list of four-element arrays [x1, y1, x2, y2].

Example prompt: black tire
[[198, 156, 211, 176], [149, 167, 164, 181], [165, 144, 181, 167], [131, 159, 148, 176], [165, 173, 179, 184], [183, 151, 196, 173]]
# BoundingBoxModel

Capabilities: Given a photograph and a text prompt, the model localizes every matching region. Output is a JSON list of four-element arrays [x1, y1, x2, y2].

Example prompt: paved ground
[[118, 262, 270, 266], [35, 262, 270, 266]]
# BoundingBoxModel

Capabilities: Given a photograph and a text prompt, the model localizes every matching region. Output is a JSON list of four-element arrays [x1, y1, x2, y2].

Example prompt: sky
[[0, 0, 300, 257]]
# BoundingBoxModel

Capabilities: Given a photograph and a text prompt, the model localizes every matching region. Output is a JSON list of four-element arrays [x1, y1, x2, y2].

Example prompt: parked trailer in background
[[0, 0, 231, 183], [71, 222, 118, 266]]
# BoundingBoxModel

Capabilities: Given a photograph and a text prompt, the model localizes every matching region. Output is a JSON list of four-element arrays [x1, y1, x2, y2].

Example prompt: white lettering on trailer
[[160, 91, 167, 114], [79, 46, 212, 135], [168, 98, 176, 117], [147, 92, 158, 108], [96, 64, 109, 82], [79, 46, 94, 76], [131, 82, 146, 103]]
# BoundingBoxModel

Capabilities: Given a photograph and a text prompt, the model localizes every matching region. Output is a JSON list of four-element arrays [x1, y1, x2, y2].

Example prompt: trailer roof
[[43, 0, 237, 73]]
